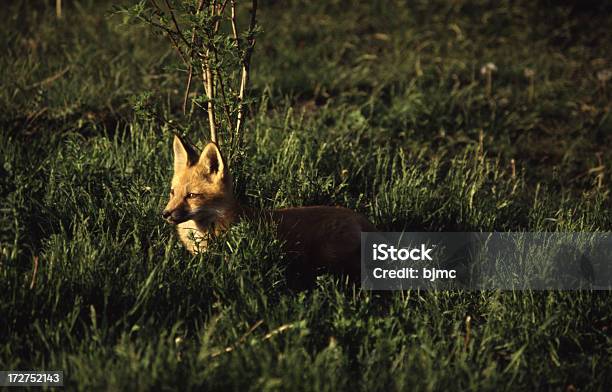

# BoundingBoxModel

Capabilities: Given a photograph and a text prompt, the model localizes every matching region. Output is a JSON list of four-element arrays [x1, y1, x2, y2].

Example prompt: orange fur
[[162, 136, 376, 278]]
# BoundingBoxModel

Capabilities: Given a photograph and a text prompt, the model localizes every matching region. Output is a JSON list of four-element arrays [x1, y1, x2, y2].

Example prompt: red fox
[[162, 135, 376, 278]]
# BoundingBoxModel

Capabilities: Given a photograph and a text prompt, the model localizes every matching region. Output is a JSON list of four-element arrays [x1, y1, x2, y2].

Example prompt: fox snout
[[161, 208, 187, 224], [163, 136, 233, 231]]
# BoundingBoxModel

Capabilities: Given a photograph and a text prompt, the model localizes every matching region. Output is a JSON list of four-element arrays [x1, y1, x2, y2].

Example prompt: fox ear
[[198, 142, 225, 179], [173, 135, 198, 172]]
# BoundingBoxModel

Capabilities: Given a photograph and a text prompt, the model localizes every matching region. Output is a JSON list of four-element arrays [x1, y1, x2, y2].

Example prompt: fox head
[[162, 135, 234, 226]]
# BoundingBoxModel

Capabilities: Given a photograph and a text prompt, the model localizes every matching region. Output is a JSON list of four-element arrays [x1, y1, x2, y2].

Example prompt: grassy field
[[1, 0, 611, 390]]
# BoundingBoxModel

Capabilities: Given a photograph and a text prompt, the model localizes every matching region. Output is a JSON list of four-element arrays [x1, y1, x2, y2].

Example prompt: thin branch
[[209, 320, 300, 359], [182, 65, 194, 115], [211, 1, 234, 132], [201, 59, 217, 142], [210, 319, 263, 358], [234, 0, 258, 146], [30, 256, 39, 289], [230, 0, 239, 47], [56, 0, 62, 19], [214, 51, 235, 132], [182, 0, 206, 115], [27, 66, 70, 89], [162, 0, 191, 47], [182, 0, 215, 142], [145, 0, 255, 147], [199, 0, 227, 143], [228, 0, 240, 151], [216, 0, 230, 31], [144, 1, 190, 64], [148, 20, 188, 63], [150, 0, 190, 48]]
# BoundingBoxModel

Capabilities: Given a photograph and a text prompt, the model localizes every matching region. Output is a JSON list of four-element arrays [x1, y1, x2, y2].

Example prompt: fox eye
[[186, 192, 198, 199], [170, 189, 175, 196]]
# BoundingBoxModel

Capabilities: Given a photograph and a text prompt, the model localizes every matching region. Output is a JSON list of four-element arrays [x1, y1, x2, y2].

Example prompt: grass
[[1, 0, 611, 390]]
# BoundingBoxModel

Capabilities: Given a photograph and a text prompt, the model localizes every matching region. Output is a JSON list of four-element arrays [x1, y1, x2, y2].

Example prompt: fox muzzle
[[162, 209, 188, 224]]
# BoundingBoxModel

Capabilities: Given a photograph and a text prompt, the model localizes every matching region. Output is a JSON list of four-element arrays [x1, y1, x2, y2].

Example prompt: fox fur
[[162, 135, 376, 278]]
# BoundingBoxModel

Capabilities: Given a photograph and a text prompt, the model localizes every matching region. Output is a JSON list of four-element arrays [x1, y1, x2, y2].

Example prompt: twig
[[143, 19, 189, 64], [56, 0, 62, 19], [209, 321, 298, 359], [212, 0, 235, 132], [233, 0, 258, 149], [24, 107, 49, 132], [27, 66, 70, 89], [148, 0, 189, 63], [262, 322, 293, 340], [213, 48, 235, 133], [183, 62, 194, 115], [595, 152, 604, 189], [477, 129, 484, 162], [214, 0, 231, 33], [30, 256, 39, 289], [202, 59, 217, 142], [463, 315, 471, 351], [229, 0, 240, 152], [199, 0, 228, 143], [182, 0, 206, 115], [230, 0, 239, 46], [143, 0, 256, 147], [163, 0, 190, 47], [210, 319, 264, 358]]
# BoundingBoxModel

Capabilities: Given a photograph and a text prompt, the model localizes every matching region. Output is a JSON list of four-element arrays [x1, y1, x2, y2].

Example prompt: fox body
[[162, 136, 376, 278]]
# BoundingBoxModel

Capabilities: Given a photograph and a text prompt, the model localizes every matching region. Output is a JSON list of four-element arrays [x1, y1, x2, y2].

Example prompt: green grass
[[1, 0, 611, 390]]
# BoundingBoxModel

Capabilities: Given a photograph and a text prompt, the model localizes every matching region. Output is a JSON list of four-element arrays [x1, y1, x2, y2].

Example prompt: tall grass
[[1, 0, 611, 390]]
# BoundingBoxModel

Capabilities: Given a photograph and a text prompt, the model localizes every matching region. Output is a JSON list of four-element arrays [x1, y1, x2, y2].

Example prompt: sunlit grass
[[1, 0, 610, 390]]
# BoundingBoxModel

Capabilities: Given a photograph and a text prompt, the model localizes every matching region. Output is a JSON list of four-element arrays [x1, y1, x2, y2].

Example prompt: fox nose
[[162, 210, 171, 219]]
